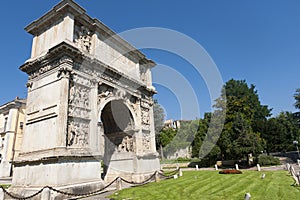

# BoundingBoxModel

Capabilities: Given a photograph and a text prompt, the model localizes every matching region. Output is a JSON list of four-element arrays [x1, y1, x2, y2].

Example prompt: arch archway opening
[[100, 100, 136, 178]]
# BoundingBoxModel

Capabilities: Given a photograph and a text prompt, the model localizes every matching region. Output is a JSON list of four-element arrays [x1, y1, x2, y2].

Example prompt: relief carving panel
[[142, 132, 151, 152], [67, 119, 89, 146], [67, 74, 91, 147], [74, 25, 92, 53], [117, 135, 135, 153]]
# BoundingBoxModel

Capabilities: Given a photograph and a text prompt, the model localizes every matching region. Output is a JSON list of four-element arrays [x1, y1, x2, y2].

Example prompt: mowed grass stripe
[[227, 171, 266, 199], [197, 171, 243, 195], [208, 172, 251, 198], [181, 171, 216, 194], [110, 170, 300, 200], [190, 171, 226, 194], [206, 173, 244, 195], [118, 175, 195, 199], [158, 172, 211, 199]]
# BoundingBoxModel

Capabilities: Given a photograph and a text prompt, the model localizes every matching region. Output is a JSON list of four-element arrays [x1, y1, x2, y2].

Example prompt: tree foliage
[[153, 99, 166, 158], [191, 113, 210, 157], [294, 88, 300, 110], [214, 79, 270, 160], [163, 120, 198, 157], [158, 128, 177, 147], [262, 112, 300, 152], [156, 79, 300, 164], [153, 99, 165, 135]]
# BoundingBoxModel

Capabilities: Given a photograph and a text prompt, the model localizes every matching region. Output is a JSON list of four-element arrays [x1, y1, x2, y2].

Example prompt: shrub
[[188, 159, 213, 168], [219, 169, 242, 174], [257, 155, 280, 166], [177, 157, 192, 162]]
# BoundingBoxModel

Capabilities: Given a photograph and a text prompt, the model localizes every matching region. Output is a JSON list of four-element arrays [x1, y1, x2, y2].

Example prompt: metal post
[[257, 164, 261, 171], [286, 163, 290, 171], [116, 178, 122, 191], [179, 168, 183, 177], [215, 164, 218, 170], [0, 188, 4, 200], [41, 188, 51, 200], [235, 164, 239, 170], [244, 193, 251, 200], [155, 171, 160, 182]]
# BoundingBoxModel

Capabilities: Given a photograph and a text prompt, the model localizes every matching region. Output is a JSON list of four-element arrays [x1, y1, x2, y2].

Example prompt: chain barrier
[[46, 177, 118, 197], [0, 178, 119, 200], [158, 168, 180, 179], [1, 186, 45, 200], [120, 172, 156, 185], [0, 169, 180, 199]]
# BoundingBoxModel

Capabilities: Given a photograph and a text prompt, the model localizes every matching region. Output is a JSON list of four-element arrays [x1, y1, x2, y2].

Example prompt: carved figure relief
[[67, 120, 89, 146], [68, 105, 89, 118], [141, 108, 150, 125], [128, 96, 139, 114], [74, 25, 92, 53], [141, 100, 150, 124], [69, 82, 90, 109], [67, 74, 91, 147], [142, 133, 151, 151], [141, 101, 150, 109], [69, 85, 76, 105], [140, 66, 147, 83], [117, 136, 135, 153], [115, 89, 127, 100], [98, 84, 114, 104]]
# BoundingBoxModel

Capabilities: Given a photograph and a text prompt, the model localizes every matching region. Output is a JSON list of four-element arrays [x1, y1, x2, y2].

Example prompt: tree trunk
[[160, 144, 164, 160]]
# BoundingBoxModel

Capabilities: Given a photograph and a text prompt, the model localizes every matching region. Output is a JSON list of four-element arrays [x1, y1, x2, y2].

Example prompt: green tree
[[158, 128, 177, 147], [163, 120, 198, 159], [214, 79, 270, 160], [263, 112, 300, 152], [294, 88, 300, 109], [153, 99, 165, 135], [153, 99, 166, 158], [192, 113, 210, 157]]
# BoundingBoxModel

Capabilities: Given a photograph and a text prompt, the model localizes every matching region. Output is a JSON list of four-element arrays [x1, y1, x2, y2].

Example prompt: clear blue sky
[[1, 0, 299, 120]]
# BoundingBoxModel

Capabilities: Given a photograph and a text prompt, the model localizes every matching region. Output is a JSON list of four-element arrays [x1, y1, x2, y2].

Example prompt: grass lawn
[[109, 170, 300, 200], [0, 184, 10, 189]]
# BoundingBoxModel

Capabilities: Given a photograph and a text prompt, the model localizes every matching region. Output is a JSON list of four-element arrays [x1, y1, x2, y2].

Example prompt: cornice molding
[[20, 41, 156, 95], [0, 99, 26, 113]]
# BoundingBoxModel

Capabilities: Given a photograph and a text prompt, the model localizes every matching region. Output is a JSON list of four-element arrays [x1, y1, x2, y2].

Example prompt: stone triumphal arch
[[12, 0, 160, 193]]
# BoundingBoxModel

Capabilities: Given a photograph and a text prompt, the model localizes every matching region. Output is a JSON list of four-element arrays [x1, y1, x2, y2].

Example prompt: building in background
[[0, 97, 26, 178], [163, 119, 192, 159], [164, 119, 181, 129]]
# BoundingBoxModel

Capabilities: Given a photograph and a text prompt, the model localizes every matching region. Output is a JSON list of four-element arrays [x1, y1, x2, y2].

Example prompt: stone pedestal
[[104, 152, 160, 182], [13, 157, 101, 187], [0, 161, 11, 177]]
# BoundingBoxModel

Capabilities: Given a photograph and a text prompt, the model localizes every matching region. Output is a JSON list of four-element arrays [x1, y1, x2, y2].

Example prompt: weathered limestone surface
[[11, 0, 160, 194]]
